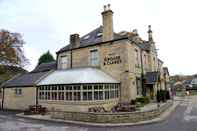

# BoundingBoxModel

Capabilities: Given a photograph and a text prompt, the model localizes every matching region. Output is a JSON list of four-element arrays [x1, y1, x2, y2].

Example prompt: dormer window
[[60, 56, 68, 69], [96, 33, 102, 37], [84, 35, 90, 40]]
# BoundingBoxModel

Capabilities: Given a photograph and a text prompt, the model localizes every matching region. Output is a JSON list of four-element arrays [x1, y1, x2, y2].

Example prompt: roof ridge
[[34, 70, 55, 86]]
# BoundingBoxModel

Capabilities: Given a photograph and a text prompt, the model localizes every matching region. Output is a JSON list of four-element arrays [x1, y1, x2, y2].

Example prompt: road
[[0, 96, 197, 131]]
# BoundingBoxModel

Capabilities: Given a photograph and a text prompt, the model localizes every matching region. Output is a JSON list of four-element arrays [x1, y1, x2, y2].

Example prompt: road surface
[[0, 96, 197, 131]]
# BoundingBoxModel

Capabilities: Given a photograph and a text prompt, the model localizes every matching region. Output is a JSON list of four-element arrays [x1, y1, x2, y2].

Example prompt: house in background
[[0, 5, 170, 112], [191, 78, 197, 88]]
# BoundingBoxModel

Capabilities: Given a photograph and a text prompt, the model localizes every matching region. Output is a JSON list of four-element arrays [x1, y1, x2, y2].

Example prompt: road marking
[[184, 103, 197, 122]]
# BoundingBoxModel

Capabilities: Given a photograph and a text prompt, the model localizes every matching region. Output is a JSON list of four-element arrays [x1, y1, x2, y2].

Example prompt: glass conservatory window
[[38, 83, 120, 102]]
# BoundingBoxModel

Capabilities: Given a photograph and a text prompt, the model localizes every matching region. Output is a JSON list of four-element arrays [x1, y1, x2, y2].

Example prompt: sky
[[0, 0, 196, 75]]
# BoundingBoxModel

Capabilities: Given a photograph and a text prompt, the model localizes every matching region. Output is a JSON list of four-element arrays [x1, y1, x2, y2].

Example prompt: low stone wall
[[50, 101, 173, 123]]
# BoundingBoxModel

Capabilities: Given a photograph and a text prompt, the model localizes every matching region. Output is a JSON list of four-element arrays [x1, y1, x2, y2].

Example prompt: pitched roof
[[57, 26, 126, 53], [31, 61, 56, 73], [38, 67, 119, 85], [138, 41, 151, 51], [145, 71, 160, 84], [2, 71, 50, 88]]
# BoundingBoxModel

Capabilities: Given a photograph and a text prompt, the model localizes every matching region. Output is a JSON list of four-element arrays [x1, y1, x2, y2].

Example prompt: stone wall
[[3, 87, 36, 110], [39, 99, 119, 112], [51, 101, 172, 123]]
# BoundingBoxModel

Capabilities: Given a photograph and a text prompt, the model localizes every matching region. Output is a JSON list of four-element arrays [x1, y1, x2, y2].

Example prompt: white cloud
[[0, 0, 197, 75]]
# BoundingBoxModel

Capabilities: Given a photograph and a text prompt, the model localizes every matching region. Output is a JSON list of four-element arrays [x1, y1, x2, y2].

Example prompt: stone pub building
[[0, 5, 169, 112]]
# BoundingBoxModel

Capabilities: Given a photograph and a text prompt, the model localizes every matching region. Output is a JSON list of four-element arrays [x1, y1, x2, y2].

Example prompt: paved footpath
[[0, 96, 197, 131]]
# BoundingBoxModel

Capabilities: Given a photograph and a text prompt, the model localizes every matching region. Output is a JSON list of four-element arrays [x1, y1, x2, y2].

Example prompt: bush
[[166, 91, 170, 100], [136, 96, 150, 105], [130, 99, 136, 105], [156, 90, 161, 102], [157, 90, 169, 102]]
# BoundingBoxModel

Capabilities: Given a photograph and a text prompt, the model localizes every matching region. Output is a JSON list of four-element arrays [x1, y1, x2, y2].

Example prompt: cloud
[[0, 0, 196, 75]]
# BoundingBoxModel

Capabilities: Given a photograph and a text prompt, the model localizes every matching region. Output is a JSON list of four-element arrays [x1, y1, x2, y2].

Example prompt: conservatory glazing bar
[[38, 83, 120, 102]]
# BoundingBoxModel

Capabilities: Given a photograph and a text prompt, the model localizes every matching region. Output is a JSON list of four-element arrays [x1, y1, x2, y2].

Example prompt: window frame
[[90, 49, 99, 66], [60, 55, 68, 69], [15, 88, 22, 96]]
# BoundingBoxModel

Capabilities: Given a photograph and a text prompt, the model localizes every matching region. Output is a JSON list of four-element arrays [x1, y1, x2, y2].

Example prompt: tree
[[0, 29, 28, 67], [38, 51, 55, 65]]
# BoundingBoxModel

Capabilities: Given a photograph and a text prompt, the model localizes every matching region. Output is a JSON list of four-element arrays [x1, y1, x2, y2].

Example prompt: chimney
[[101, 4, 114, 42], [132, 29, 138, 36], [148, 25, 153, 42], [70, 34, 80, 48]]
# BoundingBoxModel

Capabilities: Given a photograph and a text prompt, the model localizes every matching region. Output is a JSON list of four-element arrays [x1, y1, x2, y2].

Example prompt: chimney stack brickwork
[[102, 4, 114, 42], [70, 34, 80, 48]]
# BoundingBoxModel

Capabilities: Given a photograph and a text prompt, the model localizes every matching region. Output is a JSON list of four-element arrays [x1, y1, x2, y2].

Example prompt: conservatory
[[37, 68, 120, 112]]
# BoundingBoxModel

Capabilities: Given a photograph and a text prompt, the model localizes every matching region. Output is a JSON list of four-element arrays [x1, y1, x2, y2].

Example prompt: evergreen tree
[[38, 51, 55, 65]]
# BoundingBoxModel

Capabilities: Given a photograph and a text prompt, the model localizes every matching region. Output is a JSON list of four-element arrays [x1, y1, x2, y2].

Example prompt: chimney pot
[[133, 29, 138, 35], [104, 5, 107, 11], [107, 4, 111, 10]]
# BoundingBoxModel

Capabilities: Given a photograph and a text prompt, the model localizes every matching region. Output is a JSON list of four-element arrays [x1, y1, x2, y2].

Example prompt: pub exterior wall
[[57, 39, 139, 102], [3, 87, 36, 110]]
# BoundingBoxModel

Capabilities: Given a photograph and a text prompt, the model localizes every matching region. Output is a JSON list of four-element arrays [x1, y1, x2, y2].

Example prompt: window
[[58, 92, 64, 100], [38, 84, 120, 102], [66, 92, 72, 101], [65, 85, 72, 101], [90, 49, 99, 66], [73, 85, 81, 101], [94, 91, 99, 100], [87, 92, 92, 100], [61, 56, 68, 69], [83, 92, 88, 100], [135, 49, 140, 67], [15, 88, 22, 96]]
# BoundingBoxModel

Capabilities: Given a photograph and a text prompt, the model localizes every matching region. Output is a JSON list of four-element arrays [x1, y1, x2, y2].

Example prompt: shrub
[[130, 99, 136, 105], [157, 90, 169, 102], [156, 90, 161, 102], [136, 96, 150, 105], [166, 90, 170, 100]]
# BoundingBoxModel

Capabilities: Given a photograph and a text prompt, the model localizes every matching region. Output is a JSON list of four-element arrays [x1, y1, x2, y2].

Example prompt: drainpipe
[[70, 50, 73, 69], [140, 49, 145, 96], [2, 87, 4, 110], [36, 86, 38, 106]]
